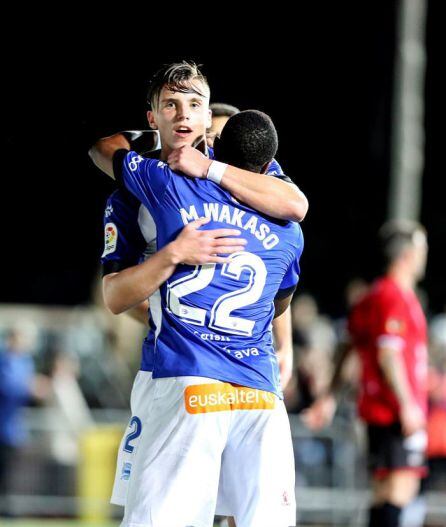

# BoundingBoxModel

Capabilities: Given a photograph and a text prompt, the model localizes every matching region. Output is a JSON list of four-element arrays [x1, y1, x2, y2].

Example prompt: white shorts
[[121, 376, 296, 527], [111, 370, 154, 506]]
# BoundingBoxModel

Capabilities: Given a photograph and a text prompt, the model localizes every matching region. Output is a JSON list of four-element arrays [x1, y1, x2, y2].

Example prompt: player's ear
[[147, 111, 158, 130]]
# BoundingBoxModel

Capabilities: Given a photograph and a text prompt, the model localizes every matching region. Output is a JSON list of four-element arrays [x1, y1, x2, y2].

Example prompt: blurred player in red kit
[[304, 220, 429, 527]]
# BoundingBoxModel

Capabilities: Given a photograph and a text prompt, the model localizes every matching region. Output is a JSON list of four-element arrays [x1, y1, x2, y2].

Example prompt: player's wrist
[[206, 160, 228, 184], [197, 158, 212, 179], [164, 241, 184, 266]]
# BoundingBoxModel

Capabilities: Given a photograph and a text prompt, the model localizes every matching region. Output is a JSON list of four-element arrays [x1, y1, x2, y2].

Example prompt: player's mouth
[[173, 126, 193, 138]]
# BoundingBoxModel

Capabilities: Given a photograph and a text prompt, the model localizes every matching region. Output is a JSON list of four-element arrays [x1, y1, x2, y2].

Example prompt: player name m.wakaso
[[180, 202, 280, 249]]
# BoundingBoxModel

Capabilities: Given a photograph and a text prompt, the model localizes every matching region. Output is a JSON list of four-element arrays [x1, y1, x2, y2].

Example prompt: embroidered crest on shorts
[[102, 222, 118, 256], [121, 462, 132, 480]]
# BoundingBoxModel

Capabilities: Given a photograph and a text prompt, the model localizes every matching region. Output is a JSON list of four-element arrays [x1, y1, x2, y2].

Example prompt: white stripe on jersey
[[150, 289, 163, 340], [138, 204, 157, 245]]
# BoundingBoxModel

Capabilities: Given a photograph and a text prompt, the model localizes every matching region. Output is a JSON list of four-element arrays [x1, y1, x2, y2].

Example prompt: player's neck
[[159, 137, 208, 161], [387, 266, 416, 292], [159, 146, 172, 161]]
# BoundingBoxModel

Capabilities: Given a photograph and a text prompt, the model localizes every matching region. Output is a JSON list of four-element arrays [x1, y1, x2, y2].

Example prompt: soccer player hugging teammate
[[91, 61, 307, 524], [90, 75, 305, 527]]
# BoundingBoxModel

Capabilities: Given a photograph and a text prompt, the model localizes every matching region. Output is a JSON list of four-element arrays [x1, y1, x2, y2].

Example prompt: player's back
[[123, 160, 304, 396]]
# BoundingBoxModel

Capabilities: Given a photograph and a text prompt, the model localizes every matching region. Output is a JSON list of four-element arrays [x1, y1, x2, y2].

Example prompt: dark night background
[[2, 2, 444, 317]]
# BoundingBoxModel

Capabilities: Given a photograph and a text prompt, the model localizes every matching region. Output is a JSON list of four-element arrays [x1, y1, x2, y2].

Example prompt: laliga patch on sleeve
[[102, 222, 118, 257], [385, 318, 405, 335]]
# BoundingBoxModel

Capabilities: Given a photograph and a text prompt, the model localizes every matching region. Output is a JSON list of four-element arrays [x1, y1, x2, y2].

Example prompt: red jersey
[[348, 276, 428, 425]]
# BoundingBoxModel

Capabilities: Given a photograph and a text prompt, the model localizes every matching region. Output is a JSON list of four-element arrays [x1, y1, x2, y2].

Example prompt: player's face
[[209, 115, 230, 137], [411, 230, 428, 280], [148, 82, 211, 155]]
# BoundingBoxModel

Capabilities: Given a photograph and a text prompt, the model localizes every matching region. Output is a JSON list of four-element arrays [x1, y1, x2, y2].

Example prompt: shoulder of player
[[368, 278, 408, 317], [122, 149, 167, 175], [374, 277, 404, 301], [282, 219, 304, 245]]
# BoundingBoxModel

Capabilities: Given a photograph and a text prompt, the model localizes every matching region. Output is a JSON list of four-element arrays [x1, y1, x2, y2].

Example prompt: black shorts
[[367, 422, 427, 478]]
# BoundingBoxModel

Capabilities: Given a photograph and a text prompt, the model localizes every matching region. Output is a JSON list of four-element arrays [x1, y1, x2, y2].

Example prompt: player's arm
[[101, 189, 155, 324], [125, 300, 150, 325], [167, 146, 308, 222], [272, 306, 293, 390], [103, 248, 179, 314], [273, 225, 303, 320], [89, 133, 130, 178], [274, 294, 293, 318], [103, 217, 247, 314], [220, 166, 307, 222], [377, 344, 425, 436], [88, 131, 159, 179]]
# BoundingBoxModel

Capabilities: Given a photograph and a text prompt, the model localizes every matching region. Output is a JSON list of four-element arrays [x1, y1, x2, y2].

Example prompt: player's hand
[[399, 402, 426, 436], [167, 145, 212, 179], [170, 217, 247, 265], [300, 394, 337, 431]]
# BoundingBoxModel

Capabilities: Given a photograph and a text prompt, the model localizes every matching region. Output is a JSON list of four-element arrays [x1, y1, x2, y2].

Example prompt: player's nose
[[176, 102, 191, 121]]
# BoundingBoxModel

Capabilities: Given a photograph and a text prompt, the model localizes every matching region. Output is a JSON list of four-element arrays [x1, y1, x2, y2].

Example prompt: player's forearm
[[378, 347, 415, 407], [273, 308, 294, 389], [125, 300, 150, 325], [88, 133, 131, 179], [103, 244, 180, 314], [272, 307, 293, 354], [221, 166, 308, 222]]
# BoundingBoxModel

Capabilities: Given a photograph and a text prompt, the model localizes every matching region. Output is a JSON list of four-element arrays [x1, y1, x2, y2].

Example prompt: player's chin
[[171, 136, 194, 149]]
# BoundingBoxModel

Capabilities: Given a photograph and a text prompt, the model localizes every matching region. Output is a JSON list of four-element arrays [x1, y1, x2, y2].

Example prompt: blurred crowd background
[[1, 285, 445, 525]]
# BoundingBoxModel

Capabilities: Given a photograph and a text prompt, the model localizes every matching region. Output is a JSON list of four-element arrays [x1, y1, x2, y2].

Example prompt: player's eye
[[165, 102, 175, 108], [191, 101, 201, 109]]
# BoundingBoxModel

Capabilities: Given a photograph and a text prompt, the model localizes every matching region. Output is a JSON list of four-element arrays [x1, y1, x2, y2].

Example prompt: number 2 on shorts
[[123, 416, 142, 453]]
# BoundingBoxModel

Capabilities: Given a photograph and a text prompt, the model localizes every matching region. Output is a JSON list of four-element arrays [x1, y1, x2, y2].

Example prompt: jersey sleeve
[[100, 189, 148, 276], [113, 149, 173, 213], [276, 227, 304, 299], [267, 158, 293, 184], [375, 292, 408, 352]]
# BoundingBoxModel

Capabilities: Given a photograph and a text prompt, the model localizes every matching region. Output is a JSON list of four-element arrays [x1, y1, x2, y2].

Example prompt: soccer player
[[90, 109, 304, 527], [101, 186, 248, 506], [207, 102, 295, 391], [96, 63, 307, 510], [303, 220, 428, 527]]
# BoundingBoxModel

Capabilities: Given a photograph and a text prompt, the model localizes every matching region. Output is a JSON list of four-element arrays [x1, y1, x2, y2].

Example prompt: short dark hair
[[214, 110, 278, 173], [147, 61, 210, 110], [209, 103, 240, 118], [379, 219, 426, 267]]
